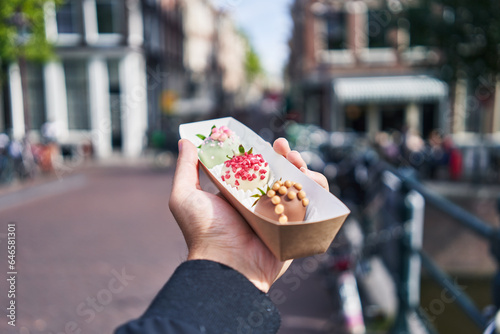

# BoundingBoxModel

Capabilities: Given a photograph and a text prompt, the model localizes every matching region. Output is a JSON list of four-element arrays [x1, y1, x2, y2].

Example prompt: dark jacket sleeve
[[114, 260, 281, 334]]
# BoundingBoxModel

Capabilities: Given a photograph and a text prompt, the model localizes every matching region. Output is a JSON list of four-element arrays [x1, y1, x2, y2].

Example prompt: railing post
[[492, 196, 500, 309], [391, 189, 425, 333]]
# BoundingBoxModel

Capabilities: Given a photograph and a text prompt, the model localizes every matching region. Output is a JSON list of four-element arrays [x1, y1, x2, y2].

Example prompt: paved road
[[0, 162, 337, 334]]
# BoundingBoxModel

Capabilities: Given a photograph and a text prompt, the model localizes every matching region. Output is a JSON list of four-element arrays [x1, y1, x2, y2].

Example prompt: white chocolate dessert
[[198, 126, 240, 168], [221, 152, 270, 191]]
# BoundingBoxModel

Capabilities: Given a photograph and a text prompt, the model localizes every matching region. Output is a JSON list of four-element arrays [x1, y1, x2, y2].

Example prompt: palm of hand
[[177, 187, 284, 292]]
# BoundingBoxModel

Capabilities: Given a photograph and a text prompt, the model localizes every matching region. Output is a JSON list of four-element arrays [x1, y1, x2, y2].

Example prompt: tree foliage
[[0, 0, 62, 63], [407, 0, 500, 81], [245, 45, 263, 81], [238, 29, 264, 81]]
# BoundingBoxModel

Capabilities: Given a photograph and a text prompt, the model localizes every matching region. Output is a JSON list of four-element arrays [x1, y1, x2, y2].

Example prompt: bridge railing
[[378, 162, 500, 333]]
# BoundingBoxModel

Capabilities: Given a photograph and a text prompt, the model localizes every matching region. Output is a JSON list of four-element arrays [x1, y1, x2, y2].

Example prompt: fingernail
[[178, 140, 183, 152], [300, 167, 308, 173]]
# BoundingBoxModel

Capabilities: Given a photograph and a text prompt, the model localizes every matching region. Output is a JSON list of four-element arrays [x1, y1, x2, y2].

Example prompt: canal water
[[419, 190, 498, 334], [420, 275, 493, 334]]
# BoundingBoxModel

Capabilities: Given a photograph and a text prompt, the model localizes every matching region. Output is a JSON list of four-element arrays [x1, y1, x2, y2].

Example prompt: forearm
[[115, 260, 281, 334]]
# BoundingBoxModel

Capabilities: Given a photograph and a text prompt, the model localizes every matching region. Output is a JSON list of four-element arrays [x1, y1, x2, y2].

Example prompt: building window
[[422, 103, 437, 138], [63, 60, 90, 130], [407, 8, 430, 47], [367, 10, 392, 48], [326, 12, 346, 50], [56, 0, 82, 34], [96, 0, 123, 34], [26, 63, 46, 131], [345, 105, 366, 132], [381, 106, 404, 132]]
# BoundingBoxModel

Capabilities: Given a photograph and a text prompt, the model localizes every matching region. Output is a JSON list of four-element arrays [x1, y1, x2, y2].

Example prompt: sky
[[212, 0, 294, 79]]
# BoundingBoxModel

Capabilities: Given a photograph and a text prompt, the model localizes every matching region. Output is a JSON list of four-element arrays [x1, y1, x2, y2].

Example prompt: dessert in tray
[[180, 117, 350, 260], [220, 147, 270, 191], [198, 125, 240, 168], [253, 180, 309, 223], [197, 126, 311, 223]]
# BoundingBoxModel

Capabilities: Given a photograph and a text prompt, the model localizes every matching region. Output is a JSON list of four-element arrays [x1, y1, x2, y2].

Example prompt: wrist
[[187, 250, 271, 292]]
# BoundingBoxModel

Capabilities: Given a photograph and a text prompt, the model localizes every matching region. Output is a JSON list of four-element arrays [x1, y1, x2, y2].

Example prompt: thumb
[[172, 139, 201, 194]]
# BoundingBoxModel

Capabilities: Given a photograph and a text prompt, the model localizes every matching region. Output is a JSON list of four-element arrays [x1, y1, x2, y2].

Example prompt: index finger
[[273, 138, 307, 169], [273, 137, 291, 157], [172, 139, 202, 194]]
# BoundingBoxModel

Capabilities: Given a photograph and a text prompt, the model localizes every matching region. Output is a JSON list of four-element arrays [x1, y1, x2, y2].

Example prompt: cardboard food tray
[[179, 117, 350, 261]]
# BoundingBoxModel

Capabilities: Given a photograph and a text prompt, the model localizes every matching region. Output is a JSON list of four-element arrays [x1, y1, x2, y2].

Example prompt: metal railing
[[381, 162, 500, 333], [285, 124, 500, 333]]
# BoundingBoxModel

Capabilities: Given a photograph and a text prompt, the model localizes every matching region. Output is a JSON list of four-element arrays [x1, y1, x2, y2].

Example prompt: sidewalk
[[0, 151, 172, 196]]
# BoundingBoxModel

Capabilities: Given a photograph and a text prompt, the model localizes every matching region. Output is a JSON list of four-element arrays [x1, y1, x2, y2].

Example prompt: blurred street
[[1, 0, 500, 332], [0, 161, 185, 333], [0, 159, 340, 334]]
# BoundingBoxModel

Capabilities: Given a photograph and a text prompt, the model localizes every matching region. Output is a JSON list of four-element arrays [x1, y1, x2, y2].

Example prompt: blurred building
[[142, 0, 184, 138], [145, 0, 248, 151], [172, 0, 246, 117], [286, 0, 462, 140], [216, 10, 247, 110], [173, 0, 219, 116], [0, 0, 248, 158], [1, 0, 148, 158]]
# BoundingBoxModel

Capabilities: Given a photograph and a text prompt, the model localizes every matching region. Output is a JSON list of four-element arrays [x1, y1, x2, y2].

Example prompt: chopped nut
[[279, 215, 288, 223], [302, 198, 309, 207], [275, 204, 284, 214], [287, 191, 297, 200], [267, 190, 276, 197], [294, 183, 303, 191]]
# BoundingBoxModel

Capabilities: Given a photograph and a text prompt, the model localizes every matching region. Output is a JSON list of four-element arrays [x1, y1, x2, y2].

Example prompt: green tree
[[245, 45, 263, 82], [406, 0, 500, 133], [0, 0, 62, 63], [238, 29, 264, 81], [407, 0, 500, 81], [0, 0, 62, 132]]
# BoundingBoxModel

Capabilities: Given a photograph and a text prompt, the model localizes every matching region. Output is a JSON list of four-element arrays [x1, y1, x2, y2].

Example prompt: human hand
[[169, 138, 328, 292], [272, 137, 329, 191]]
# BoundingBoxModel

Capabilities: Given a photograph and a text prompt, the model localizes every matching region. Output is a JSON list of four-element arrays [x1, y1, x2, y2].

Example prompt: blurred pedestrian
[[443, 136, 462, 181], [0, 133, 11, 182], [374, 131, 400, 164], [427, 129, 445, 179], [404, 129, 425, 169]]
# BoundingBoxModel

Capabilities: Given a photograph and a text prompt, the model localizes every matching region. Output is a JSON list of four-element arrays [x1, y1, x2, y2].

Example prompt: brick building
[[286, 0, 500, 141]]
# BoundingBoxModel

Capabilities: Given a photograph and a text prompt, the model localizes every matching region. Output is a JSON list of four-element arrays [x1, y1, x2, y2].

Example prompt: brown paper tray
[[180, 117, 350, 260]]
